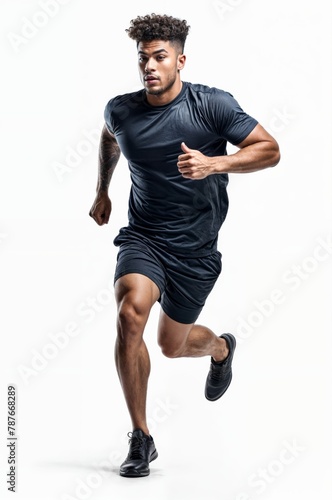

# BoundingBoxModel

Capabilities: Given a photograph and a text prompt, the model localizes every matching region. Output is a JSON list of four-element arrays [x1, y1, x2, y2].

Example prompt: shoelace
[[127, 432, 145, 460], [209, 360, 229, 381]]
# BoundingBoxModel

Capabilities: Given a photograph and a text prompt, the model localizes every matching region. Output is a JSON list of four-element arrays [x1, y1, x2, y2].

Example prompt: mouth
[[144, 75, 160, 83]]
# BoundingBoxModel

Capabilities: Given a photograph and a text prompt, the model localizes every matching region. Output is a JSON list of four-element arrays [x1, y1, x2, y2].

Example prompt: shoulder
[[105, 89, 145, 113], [185, 82, 234, 102], [104, 89, 146, 130], [184, 82, 243, 124], [184, 83, 240, 117]]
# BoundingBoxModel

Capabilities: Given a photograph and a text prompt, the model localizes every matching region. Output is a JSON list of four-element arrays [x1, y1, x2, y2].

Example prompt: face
[[137, 40, 186, 104]]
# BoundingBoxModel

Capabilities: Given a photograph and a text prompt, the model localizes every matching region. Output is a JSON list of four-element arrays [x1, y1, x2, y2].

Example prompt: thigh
[[157, 310, 194, 354], [115, 273, 160, 312], [114, 241, 167, 303], [160, 250, 222, 324], [115, 273, 160, 339]]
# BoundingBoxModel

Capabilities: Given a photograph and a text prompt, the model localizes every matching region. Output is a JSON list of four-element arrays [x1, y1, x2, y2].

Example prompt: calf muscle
[[114, 273, 159, 434]]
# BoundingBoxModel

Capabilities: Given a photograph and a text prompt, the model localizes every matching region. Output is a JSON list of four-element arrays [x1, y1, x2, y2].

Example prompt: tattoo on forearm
[[97, 128, 121, 192]]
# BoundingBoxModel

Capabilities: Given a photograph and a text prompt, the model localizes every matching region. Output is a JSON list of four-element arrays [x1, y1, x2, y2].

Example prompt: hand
[[177, 142, 213, 180], [89, 192, 112, 226]]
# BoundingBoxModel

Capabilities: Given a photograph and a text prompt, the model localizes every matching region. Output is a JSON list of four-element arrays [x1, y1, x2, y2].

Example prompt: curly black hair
[[126, 13, 190, 52]]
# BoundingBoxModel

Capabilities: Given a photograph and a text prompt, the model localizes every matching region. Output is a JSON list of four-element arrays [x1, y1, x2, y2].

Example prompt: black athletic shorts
[[113, 237, 222, 324]]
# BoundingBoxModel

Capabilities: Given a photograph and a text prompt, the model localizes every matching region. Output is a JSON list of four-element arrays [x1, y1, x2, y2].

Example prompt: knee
[[117, 299, 147, 341], [158, 335, 183, 359], [161, 347, 181, 359]]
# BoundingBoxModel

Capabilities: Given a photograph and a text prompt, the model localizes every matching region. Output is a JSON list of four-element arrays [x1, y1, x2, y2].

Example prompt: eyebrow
[[138, 49, 169, 55]]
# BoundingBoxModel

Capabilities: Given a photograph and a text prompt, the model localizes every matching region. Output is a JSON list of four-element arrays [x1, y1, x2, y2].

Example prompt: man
[[89, 13, 280, 478]]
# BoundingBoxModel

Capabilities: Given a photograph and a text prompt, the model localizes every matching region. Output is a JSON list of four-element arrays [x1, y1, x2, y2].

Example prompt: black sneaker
[[119, 429, 158, 477], [205, 333, 236, 401]]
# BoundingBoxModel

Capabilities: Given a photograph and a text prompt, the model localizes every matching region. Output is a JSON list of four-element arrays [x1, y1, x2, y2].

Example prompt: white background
[[0, 0, 331, 499]]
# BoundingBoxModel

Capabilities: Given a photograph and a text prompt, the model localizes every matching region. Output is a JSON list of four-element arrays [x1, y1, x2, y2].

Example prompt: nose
[[144, 57, 155, 73]]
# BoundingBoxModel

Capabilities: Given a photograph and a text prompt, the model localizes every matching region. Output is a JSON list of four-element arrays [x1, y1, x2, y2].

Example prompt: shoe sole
[[119, 450, 158, 478]]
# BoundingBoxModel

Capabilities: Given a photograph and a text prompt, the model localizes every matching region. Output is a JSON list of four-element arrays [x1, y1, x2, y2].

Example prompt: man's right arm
[[89, 124, 121, 226]]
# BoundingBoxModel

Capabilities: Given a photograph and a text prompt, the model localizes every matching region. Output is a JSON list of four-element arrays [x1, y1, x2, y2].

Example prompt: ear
[[177, 54, 186, 71]]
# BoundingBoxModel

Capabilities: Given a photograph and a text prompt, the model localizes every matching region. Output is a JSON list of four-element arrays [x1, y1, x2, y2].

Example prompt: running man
[[89, 13, 280, 477]]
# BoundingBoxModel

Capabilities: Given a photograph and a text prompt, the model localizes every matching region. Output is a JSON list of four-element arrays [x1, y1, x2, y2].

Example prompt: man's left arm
[[177, 124, 280, 180]]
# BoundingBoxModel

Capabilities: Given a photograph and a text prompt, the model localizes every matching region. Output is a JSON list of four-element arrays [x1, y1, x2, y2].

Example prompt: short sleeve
[[104, 98, 115, 134], [208, 89, 258, 145]]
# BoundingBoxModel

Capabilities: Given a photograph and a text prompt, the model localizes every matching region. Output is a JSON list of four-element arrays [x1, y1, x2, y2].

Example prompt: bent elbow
[[270, 141, 281, 168]]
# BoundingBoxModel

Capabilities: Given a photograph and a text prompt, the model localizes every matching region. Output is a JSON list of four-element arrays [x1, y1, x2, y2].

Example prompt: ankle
[[212, 338, 229, 363], [133, 426, 150, 437]]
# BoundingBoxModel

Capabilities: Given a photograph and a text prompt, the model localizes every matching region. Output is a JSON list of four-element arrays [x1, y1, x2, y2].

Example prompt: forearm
[[210, 140, 280, 174], [178, 124, 280, 180], [96, 125, 121, 193]]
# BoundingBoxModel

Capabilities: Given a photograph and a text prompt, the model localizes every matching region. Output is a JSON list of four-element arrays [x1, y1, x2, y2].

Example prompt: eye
[[157, 55, 165, 61]]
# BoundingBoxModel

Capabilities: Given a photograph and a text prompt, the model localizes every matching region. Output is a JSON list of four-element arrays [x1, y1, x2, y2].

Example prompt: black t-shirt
[[104, 82, 258, 257]]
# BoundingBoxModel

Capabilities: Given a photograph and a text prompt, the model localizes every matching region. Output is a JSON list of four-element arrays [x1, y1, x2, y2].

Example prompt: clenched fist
[[177, 142, 213, 180], [89, 192, 112, 226]]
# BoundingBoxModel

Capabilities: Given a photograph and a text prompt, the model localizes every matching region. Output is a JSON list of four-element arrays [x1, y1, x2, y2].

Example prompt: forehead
[[137, 40, 175, 54]]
